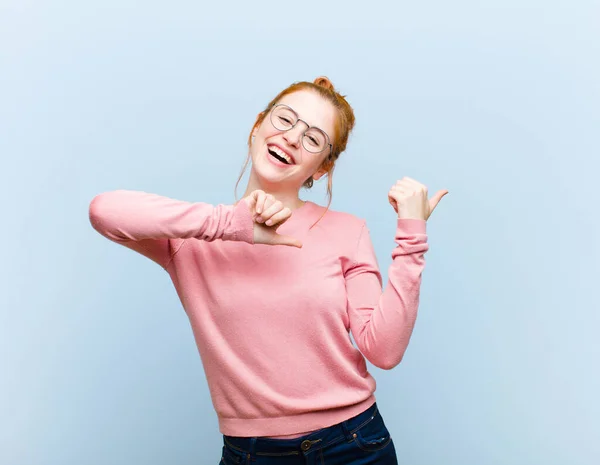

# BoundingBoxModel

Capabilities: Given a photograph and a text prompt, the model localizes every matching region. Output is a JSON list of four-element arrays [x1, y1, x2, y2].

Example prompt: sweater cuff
[[392, 218, 429, 257], [223, 200, 254, 244]]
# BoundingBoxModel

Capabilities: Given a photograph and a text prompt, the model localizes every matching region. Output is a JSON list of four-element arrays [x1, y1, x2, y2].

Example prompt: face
[[249, 90, 336, 192]]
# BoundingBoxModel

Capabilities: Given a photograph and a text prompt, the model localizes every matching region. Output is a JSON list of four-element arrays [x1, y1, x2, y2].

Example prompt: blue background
[[1, 1, 599, 464]]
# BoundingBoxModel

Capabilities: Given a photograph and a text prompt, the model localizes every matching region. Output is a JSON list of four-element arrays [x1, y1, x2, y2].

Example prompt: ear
[[313, 155, 334, 181], [312, 168, 328, 181], [253, 112, 265, 132]]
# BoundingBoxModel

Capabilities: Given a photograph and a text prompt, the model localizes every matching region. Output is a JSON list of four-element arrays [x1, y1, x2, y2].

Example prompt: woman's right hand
[[242, 190, 303, 248]]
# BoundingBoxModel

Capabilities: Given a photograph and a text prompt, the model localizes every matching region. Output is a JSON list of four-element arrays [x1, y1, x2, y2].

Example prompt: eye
[[307, 136, 318, 146], [279, 116, 293, 125]]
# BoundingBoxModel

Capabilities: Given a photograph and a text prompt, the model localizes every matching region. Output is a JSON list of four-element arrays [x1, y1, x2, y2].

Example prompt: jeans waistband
[[223, 401, 379, 456]]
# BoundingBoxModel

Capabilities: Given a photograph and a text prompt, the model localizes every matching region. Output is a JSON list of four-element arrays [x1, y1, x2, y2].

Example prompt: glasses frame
[[269, 103, 333, 155]]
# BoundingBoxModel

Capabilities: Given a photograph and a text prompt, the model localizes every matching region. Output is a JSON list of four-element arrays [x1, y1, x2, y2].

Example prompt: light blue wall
[[2, 1, 598, 464]]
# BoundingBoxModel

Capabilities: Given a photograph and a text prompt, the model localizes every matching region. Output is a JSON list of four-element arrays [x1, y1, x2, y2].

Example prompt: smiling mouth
[[268, 147, 293, 165]]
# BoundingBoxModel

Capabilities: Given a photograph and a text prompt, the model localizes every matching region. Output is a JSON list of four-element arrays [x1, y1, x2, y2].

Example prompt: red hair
[[235, 76, 356, 228]]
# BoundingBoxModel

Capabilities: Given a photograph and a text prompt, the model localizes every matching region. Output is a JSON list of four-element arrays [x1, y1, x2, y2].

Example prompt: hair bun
[[313, 76, 335, 91]]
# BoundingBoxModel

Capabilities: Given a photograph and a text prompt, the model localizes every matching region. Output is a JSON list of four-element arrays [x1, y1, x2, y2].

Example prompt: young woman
[[89, 76, 447, 464]]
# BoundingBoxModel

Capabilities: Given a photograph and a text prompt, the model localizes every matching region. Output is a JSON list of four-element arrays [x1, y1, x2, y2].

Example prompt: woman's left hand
[[388, 177, 448, 221]]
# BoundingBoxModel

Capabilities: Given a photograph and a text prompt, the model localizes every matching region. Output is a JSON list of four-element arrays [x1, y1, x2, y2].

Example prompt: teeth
[[269, 146, 293, 164]]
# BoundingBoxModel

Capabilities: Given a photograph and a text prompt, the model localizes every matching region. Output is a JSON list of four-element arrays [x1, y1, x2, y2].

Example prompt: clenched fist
[[388, 177, 448, 221], [242, 190, 303, 248]]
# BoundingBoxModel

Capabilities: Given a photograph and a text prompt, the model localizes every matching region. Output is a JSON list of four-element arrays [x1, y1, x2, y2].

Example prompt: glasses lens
[[271, 106, 297, 131], [303, 129, 328, 153]]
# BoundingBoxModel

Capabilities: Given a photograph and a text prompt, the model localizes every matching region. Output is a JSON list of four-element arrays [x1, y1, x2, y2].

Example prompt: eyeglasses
[[269, 104, 333, 154]]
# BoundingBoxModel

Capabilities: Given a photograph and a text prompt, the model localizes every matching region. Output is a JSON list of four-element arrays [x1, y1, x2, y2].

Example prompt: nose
[[282, 123, 305, 148]]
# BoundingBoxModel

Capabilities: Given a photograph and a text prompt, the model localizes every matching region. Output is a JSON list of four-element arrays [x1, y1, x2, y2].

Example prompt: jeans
[[220, 402, 398, 464]]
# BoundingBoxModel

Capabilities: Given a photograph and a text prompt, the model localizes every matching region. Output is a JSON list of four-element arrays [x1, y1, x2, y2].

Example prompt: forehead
[[277, 90, 336, 134]]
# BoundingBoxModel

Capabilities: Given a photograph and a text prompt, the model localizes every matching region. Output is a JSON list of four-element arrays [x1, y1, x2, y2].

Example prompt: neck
[[242, 175, 306, 211]]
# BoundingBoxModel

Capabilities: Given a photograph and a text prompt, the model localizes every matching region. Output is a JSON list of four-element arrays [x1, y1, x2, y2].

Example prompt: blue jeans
[[220, 402, 398, 464]]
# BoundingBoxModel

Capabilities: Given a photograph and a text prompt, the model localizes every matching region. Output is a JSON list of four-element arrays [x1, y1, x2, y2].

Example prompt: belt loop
[[248, 437, 257, 461], [341, 418, 353, 442]]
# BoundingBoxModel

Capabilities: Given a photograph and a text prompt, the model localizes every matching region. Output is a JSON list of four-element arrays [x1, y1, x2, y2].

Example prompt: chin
[[253, 167, 288, 187], [251, 162, 296, 189]]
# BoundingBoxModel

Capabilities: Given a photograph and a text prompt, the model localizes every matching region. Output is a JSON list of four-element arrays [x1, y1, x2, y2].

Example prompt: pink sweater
[[89, 190, 429, 438]]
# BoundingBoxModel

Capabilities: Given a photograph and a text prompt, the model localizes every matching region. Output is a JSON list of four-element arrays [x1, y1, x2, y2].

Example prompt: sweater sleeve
[[344, 219, 429, 370], [89, 190, 254, 269]]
